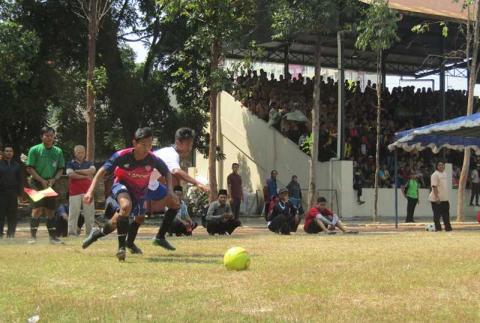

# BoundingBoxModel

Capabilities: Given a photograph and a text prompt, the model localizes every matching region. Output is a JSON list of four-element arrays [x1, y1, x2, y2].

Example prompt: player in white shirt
[[147, 127, 209, 251]]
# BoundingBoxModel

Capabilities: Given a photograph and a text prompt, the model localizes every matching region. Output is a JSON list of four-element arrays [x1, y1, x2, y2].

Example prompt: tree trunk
[[456, 4, 480, 221], [373, 51, 382, 222], [208, 38, 220, 201], [309, 36, 321, 207], [86, 0, 97, 162]]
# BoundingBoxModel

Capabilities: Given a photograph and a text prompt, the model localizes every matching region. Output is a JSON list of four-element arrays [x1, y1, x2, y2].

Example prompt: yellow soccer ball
[[223, 246, 250, 271]]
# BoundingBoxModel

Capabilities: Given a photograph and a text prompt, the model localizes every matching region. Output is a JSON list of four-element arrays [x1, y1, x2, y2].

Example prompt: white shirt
[[429, 170, 449, 202], [471, 169, 479, 184], [148, 146, 180, 190]]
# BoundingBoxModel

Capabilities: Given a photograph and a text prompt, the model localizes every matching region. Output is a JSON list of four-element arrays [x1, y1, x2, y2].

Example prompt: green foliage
[[355, 0, 400, 53], [160, 0, 259, 156], [0, 22, 40, 89]]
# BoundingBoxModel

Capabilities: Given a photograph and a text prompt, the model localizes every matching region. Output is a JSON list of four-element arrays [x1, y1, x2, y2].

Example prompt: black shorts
[[30, 179, 57, 210], [305, 221, 323, 234]]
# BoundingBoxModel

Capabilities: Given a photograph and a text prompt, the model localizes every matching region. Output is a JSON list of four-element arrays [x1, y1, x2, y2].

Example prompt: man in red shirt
[[66, 145, 96, 236], [304, 197, 357, 234]]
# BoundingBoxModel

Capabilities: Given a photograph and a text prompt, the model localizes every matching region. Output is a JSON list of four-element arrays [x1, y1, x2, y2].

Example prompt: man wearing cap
[[82, 127, 178, 261], [205, 189, 241, 235], [267, 188, 299, 235]]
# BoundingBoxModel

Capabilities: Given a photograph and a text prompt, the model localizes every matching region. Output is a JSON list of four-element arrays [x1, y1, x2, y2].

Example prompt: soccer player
[[82, 127, 178, 261], [26, 127, 65, 244], [147, 127, 208, 251]]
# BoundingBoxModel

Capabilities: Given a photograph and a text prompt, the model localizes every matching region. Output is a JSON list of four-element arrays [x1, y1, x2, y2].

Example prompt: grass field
[[1, 228, 480, 322]]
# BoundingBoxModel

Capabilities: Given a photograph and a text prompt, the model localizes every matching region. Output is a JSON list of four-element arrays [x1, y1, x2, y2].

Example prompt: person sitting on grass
[[205, 189, 241, 235], [267, 188, 299, 235], [168, 186, 197, 236], [304, 197, 358, 234]]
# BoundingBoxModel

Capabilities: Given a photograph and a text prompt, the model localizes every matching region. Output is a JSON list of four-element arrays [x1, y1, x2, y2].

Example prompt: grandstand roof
[[389, 112, 480, 154], [228, 0, 474, 78]]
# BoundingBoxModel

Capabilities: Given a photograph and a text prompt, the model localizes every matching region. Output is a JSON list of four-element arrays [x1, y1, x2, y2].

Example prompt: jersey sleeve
[[102, 151, 121, 174], [154, 155, 170, 177], [66, 161, 74, 174], [26, 146, 37, 167], [430, 173, 439, 187], [57, 149, 65, 169]]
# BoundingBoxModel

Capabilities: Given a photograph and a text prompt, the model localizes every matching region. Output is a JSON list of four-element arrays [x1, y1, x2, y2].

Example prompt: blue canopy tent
[[388, 112, 480, 227]]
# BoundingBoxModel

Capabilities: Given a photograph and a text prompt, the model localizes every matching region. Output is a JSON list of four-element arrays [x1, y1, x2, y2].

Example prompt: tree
[[271, 0, 358, 207], [0, 2, 44, 153], [160, 0, 257, 200], [356, 0, 399, 222], [76, 0, 113, 161]]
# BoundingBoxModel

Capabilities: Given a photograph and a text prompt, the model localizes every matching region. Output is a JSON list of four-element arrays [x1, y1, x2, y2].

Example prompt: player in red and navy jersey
[[82, 127, 179, 261]]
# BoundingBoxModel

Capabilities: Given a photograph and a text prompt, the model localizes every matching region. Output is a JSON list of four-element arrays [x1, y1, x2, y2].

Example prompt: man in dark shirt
[[227, 163, 243, 220], [267, 188, 299, 235], [0, 145, 23, 238], [206, 189, 241, 235]]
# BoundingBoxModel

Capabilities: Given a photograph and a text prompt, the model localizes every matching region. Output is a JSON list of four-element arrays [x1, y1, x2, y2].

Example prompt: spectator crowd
[[232, 69, 472, 188]]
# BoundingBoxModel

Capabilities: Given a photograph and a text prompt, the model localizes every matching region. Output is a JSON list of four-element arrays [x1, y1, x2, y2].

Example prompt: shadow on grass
[[146, 254, 221, 265]]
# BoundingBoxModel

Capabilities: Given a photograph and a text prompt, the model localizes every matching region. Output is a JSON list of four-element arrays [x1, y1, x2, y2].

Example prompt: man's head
[[291, 175, 298, 182], [271, 169, 278, 179], [232, 163, 239, 174], [316, 196, 327, 210], [3, 145, 14, 160], [174, 185, 183, 199], [218, 189, 228, 205], [278, 188, 289, 202], [73, 145, 86, 162], [175, 127, 195, 157], [133, 127, 153, 155], [436, 162, 445, 173], [41, 126, 56, 148]]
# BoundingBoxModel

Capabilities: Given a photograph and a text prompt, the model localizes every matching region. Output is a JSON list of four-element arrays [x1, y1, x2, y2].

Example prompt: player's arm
[[171, 168, 209, 192], [83, 167, 107, 204]]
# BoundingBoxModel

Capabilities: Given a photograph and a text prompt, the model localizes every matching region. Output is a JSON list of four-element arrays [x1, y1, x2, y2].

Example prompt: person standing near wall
[[403, 173, 419, 223], [469, 164, 480, 206], [227, 163, 243, 220], [428, 162, 452, 232], [26, 127, 65, 244], [0, 145, 23, 238], [66, 145, 96, 236]]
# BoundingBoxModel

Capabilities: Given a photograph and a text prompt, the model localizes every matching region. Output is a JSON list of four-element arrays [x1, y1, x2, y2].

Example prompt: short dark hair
[[218, 189, 228, 196], [271, 169, 278, 175], [317, 196, 327, 203], [40, 126, 55, 136], [134, 127, 153, 140], [232, 163, 239, 167], [175, 127, 195, 142], [3, 144, 13, 151], [173, 185, 183, 192]]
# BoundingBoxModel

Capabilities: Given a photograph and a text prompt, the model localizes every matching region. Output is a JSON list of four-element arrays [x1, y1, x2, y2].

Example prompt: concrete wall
[[194, 91, 475, 219]]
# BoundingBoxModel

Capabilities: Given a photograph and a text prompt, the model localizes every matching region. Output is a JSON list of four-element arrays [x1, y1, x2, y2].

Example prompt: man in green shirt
[[26, 126, 65, 244], [403, 173, 419, 223]]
